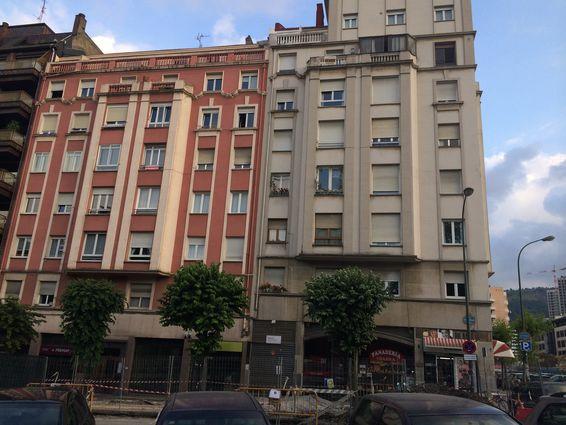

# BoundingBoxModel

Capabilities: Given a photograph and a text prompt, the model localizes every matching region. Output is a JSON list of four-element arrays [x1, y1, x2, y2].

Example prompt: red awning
[[493, 340, 515, 359], [424, 337, 469, 350]]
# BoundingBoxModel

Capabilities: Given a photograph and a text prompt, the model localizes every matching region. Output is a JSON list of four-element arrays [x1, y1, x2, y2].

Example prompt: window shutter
[[50, 82, 64, 92], [315, 213, 342, 228], [42, 115, 57, 132], [379, 271, 400, 282], [57, 193, 73, 204], [440, 170, 462, 194], [106, 105, 128, 122], [226, 238, 244, 260], [198, 149, 215, 164], [438, 124, 460, 140], [373, 165, 400, 192], [131, 283, 152, 297], [319, 121, 345, 144], [264, 267, 285, 285], [445, 272, 464, 284], [276, 91, 294, 103], [436, 81, 458, 102], [132, 233, 153, 248], [39, 281, 56, 295], [321, 79, 345, 91], [372, 77, 400, 103], [372, 118, 399, 138], [73, 114, 90, 130], [273, 130, 293, 151], [279, 54, 296, 70], [234, 148, 252, 164], [273, 117, 293, 130], [372, 214, 401, 243]]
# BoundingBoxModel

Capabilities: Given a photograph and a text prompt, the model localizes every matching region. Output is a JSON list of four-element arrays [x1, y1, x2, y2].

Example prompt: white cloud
[[91, 33, 144, 54], [211, 15, 245, 46], [0, 0, 69, 33], [485, 152, 505, 170]]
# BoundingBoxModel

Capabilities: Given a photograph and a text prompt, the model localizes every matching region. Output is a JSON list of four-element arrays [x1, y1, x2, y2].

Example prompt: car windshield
[[411, 415, 518, 425], [160, 411, 268, 425], [0, 402, 62, 425]]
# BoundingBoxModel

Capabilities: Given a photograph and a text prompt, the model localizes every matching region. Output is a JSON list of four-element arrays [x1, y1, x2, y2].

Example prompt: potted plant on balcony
[[259, 282, 288, 294], [4, 120, 21, 133]]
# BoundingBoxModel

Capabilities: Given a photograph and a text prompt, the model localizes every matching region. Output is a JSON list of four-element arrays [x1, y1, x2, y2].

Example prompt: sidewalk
[[92, 398, 162, 418]]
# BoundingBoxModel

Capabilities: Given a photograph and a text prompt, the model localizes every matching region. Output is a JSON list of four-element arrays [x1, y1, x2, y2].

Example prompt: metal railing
[[0, 170, 17, 186], [275, 29, 328, 46], [238, 387, 319, 423], [0, 129, 24, 147], [308, 51, 408, 68], [0, 91, 33, 108]]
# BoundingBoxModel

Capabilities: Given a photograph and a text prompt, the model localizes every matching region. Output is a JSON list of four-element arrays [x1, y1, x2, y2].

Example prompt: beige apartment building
[[253, 0, 494, 390], [490, 287, 510, 323]]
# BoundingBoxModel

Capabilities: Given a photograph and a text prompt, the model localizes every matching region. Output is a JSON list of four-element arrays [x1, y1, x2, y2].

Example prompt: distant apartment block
[[547, 287, 561, 318], [490, 287, 510, 323]]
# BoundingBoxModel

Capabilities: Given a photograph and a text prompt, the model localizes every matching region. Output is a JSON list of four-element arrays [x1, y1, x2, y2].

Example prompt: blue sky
[[2, 0, 565, 289]]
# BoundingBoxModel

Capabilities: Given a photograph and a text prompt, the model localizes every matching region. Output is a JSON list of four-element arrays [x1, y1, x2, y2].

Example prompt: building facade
[[490, 286, 510, 323], [0, 45, 268, 373], [254, 0, 494, 390], [547, 287, 561, 319], [0, 14, 101, 246]]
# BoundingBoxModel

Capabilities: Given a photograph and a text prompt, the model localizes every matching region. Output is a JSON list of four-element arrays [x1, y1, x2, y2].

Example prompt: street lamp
[[461, 187, 474, 390], [517, 235, 555, 382]]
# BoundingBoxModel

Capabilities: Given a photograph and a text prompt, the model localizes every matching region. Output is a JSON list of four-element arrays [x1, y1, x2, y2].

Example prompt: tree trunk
[[347, 355, 353, 389], [200, 357, 208, 391], [352, 349, 359, 392], [179, 338, 192, 392]]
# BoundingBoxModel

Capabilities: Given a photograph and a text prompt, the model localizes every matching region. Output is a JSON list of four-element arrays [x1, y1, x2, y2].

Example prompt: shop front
[[423, 333, 474, 389]]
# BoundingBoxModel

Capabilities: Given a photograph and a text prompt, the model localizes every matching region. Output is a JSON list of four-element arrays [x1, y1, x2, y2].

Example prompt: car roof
[[0, 387, 72, 402], [363, 393, 504, 416], [168, 391, 260, 412]]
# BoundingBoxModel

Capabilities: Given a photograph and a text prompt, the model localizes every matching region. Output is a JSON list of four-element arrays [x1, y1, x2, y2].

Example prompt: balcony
[[308, 50, 414, 69], [0, 211, 7, 233], [0, 91, 34, 118], [272, 28, 328, 46], [0, 59, 43, 83], [0, 170, 17, 202], [0, 129, 24, 170]]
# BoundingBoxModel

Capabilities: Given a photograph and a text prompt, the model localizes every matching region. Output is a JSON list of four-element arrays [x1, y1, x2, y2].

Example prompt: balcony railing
[[274, 29, 327, 46], [0, 59, 43, 72], [0, 130, 24, 147], [0, 170, 17, 187], [108, 84, 132, 94], [0, 91, 34, 108], [151, 82, 175, 91], [308, 51, 410, 68]]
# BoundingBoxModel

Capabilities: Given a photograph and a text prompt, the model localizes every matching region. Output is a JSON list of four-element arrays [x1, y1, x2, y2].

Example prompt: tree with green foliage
[[0, 298, 45, 354], [304, 267, 392, 390], [60, 279, 125, 370], [510, 311, 552, 341], [492, 319, 514, 345]]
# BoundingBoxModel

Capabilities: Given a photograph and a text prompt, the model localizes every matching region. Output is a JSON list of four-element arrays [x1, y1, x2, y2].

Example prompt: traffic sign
[[519, 332, 531, 341], [520, 341, 532, 352], [464, 354, 477, 361], [462, 339, 477, 355], [463, 315, 476, 325]]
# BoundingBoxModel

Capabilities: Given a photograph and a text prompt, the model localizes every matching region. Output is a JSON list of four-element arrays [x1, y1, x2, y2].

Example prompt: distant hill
[[506, 287, 549, 321]]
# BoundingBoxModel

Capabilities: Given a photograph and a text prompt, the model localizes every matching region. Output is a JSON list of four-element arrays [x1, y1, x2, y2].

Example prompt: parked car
[[349, 393, 520, 425], [524, 394, 566, 425], [549, 375, 566, 383], [0, 386, 95, 425], [156, 391, 270, 425]]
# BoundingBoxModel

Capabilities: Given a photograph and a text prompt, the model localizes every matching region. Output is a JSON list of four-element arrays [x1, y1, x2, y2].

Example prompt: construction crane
[[195, 33, 209, 48], [37, 0, 47, 22]]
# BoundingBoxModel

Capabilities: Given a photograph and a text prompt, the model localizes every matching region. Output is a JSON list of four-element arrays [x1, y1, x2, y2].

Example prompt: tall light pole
[[517, 235, 555, 382], [461, 187, 474, 390]]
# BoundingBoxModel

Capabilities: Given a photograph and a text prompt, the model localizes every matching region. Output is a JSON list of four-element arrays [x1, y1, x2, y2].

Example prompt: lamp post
[[517, 235, 555, 382], [461, 187, 474, 391]]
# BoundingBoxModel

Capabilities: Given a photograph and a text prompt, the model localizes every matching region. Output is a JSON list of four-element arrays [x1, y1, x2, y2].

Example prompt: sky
[[1, 0, 565, 289]]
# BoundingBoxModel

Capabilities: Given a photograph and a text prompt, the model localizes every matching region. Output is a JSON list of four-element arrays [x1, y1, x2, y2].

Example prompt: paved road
[[96, 415, 156, 425]]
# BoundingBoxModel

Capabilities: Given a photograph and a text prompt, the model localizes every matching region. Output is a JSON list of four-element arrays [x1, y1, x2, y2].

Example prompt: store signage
[[40, 345, 72, 356], [266, 335, 282, 345], [369, 349, 404, 364]]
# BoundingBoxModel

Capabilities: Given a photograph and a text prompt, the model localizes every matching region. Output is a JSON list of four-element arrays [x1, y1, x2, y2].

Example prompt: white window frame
[[192, 193, 210, 214], [82, 233, 106, 261], [343, 14, 358, 29], [387, 10, 406, 25], [187, 238, 206, 260], [90, 188, 114, 214], [37, 281, 57, 307], [241, 72, 258, 90], [63, 151, 82, 172], [237, 107, 256, 128], [443, 220, 463, 245], [384, 280, 400, 297], [32, 152, 49, 173], [24, 194, 41, 214], [446, 281, 466, 299], [47, 237, 66, 259], [230, 191, 248, 214], [15, 236, 32, 257], [105, 105, 128, 127], [143, 144, 166, 170], [96, 145, 121, 171], [267, 219, 287, 244], [48, 81, 64, 99], [206, 74, 223, 92], [435, 7, 454, 22], [270, 173, 290, 196], [129, 233, 153, 261], [128, 283, 153, 309], [148, 104, 172, 128], [316, 166, 343, 193], [136, 187, 160, 213], [201, 108, 220, 129], [56, 194, 73, 214], [321, 89, 345, 107], [79, 79, 95, 97]]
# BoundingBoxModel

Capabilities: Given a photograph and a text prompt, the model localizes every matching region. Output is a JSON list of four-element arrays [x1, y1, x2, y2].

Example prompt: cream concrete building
[[252, 0, 494, 390], [490, 287, 510, 323]]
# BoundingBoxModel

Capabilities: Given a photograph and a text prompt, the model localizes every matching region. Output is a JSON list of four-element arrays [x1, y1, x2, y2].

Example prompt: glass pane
[[95, 234, 106, 255], [85, 234, 95, 254], [332, 169, 343, 190], [444, 222, 453, 244], [150, 189, 160, 208], [454, 222, 463, 244], [318, 168, 329, 190], [202, 194, 210, 212], [446, 283, 455, 297]]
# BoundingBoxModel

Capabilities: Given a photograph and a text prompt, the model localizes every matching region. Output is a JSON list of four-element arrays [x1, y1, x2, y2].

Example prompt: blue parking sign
[[520, 341, 532, 352]]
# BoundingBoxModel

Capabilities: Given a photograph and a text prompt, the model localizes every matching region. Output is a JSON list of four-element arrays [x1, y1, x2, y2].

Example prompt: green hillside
[[506, 287, 549, 321]]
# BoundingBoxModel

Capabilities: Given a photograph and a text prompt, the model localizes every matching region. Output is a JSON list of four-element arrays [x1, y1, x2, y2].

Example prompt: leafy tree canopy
[[60, 279, 125, 369], [304, 267, 392, 355], [510, 310, 553, 339], [159, 263, 248, 359], [492, 319, 514, 345], [0, 298, 45, 354]]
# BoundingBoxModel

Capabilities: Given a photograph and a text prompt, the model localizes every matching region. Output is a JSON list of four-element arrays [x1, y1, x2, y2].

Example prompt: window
[[48, 237, 65, 258], [234, 148, 252, 169], [90, 188, 114, 214], [63, 151, 82, 172], [264, 267, 285, 286], [343, 14, 358, 29], [82, 233, 106, 260], [188, 238, 206, 260], [237, 107, 255, 128], [49, 81, 64, 98], [267, 219, 287, 243], [435, 7, 454, 22], [321, 80, 345, 107], [121, 76, 137, 83], [143, 145, 166, 169], [24, 194, 40, 214], [438, 123, 460, 146], [360, 35, 411, 54], [440, 170, 462, 194], [241, 72, 258, 90], [129, 233, 153, 261], [539, 404, 566, 423], [225, 237, 244, 261], [230, 192, 248, 214], [318, 120, 345, 148], [387, 10, 405, 25], [206, 74, 223, 91], [270, 173, 290, 196], [4, 280, 22, 299], [149, 104, 171, 127], [56, 193, 73, 214], [96, 145, 121, 171], [436, 81, 458, 102], [278, 54, 296, 72], [382, 273, 400, 297], [443, 220, 463, 245], [317, 166, 343, 193], [202, 108, 219, 129], [71, 113, 90, 132], [37, 281, 56, 306], [32, 152, 49, 172], [445, 272, 466, 298], [197, 149, 215, 170], [372, 118, 400, 145], [40, 114, 58, 135], [435, 42, 457, 66], [273, 130, 293, 151], [373, 165, 400, 194], [105, 105, 128, 127], [315, 214, 342, 246], [276, 91, 294, 110], [372, 78, 400, 104], [79, 79, 95, 97], [129, 283, 152, 309], [372, 214, 401, 247], [162, 74, 178, 82], [15, 237, 31, 257], [137, 187, 160, 213], [192, 193, 210, 214]]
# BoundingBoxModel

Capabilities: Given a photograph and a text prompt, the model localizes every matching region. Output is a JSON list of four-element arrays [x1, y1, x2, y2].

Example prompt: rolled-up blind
[[436, 81, 458, 102], [319, 121, 344, 144], [106, 105, 128, 122], [315, 213, 342, 228], [373, 165, 400, 192], [39, 281, 56, 295], [226, 238, 244, 260], [41, 115, 57, 132], [198, 149, 215, 164], [438, 124, 460, 139], [279, 54, 296, 71], [321, 79, 345, 92], [372, 213, 401, 243], [235, 148, 252, 164], [372, 77, 400, 104], [440, 170, 462, 193], [273, 117, 293, 130], [72, 113, 90, 130], [273, 130, 293, 151], [131, 233, 153, 248], [372, 118, 399, 138], [276, 90, 294, 103]]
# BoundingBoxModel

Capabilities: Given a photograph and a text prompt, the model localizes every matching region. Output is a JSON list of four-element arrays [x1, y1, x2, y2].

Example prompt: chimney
[[0, 22, 9, 39], [316, 3, 324, 27], [72, 13, 87, 35], [245, 35, 253, 45], [274, 23, 286, 32]]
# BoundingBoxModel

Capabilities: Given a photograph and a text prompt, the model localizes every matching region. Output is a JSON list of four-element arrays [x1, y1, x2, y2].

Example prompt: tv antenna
[[195, 33, 209, 48], [37, 0, 47, 22]]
